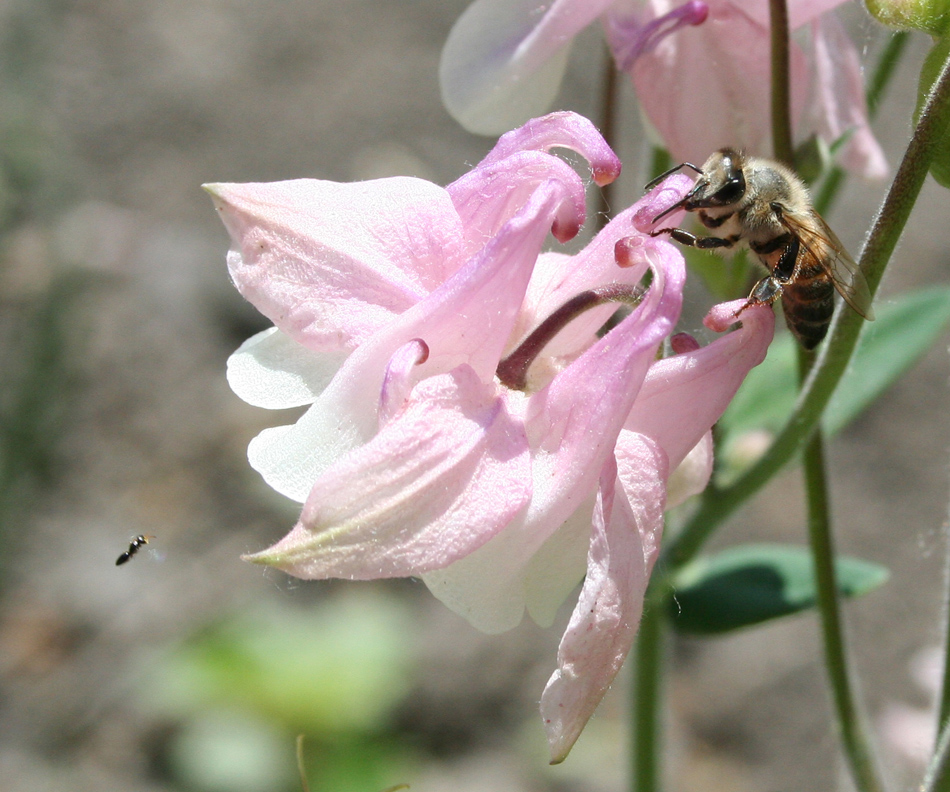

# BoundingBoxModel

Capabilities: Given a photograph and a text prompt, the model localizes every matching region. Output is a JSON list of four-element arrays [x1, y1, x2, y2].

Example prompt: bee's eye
[[714, 173, 745, 204]]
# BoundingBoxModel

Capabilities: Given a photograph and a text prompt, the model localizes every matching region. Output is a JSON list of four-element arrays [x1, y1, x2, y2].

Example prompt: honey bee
[[645, 148, 874, 348], [115, 534, 154, 566]]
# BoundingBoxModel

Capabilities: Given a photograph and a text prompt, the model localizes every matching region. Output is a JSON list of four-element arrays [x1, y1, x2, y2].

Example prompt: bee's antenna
[[643, 161, 704, 192]]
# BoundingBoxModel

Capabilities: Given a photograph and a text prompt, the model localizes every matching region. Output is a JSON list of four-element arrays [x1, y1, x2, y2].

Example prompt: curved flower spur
[[206, 113, 774, 761]]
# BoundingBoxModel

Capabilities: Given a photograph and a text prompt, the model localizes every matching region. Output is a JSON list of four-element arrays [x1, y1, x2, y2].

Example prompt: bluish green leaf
[[824, 286, 950, 433], [668, 543, 889, 635]]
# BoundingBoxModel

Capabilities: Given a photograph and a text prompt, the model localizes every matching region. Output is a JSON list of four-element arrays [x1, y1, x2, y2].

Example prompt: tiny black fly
[[116, 534, 154, 566]]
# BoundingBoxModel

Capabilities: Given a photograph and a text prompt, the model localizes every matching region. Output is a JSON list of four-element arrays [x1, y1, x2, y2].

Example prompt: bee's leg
[[735, 275, 783, 317], [739, 233, 801, 314], [771, 234, 801, 282], [649, 228, 736, 249]]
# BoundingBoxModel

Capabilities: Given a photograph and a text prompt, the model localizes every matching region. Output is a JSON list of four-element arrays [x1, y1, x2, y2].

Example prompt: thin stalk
[[774, 0, 883, 780], [798, 344, 884, 792], [939, 494, 950, 736], [633, 584, 665, 792], [769, 0, 794, 166], [663, 46, 950, 572]]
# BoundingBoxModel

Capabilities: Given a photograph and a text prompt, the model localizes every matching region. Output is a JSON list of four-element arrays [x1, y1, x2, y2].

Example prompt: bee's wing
[[779, 208, 875, 320]]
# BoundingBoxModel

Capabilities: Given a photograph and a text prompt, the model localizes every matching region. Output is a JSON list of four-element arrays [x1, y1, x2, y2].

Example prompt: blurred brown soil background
[[0, 2, 948, 791]]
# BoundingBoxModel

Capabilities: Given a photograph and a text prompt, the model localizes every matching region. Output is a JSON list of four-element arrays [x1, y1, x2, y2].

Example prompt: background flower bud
[[864, 0, 950, 36]]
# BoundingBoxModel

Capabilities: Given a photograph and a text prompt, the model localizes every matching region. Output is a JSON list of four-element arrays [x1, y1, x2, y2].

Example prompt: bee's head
[[683, 149, 747, 210], [650, 149, 747, 224]]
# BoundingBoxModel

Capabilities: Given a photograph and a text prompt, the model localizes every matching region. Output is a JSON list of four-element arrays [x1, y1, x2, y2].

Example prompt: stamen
[[497, 284, 646, 391]]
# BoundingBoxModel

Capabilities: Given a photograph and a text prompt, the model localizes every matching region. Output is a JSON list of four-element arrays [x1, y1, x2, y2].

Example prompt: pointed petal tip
[[240, 548, 277, 566], [202, 182, 229, 201]]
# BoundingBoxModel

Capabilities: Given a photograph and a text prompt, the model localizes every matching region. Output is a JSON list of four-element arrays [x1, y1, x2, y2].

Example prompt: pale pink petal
[[227, 326, 347, 409], [378, 339, 430, 428], [523, 238, 684, 532], [247, 181, 573, 503], [440, 0, 617, 134], [446, 150, 591, 260], [467, 111, 622, 186], [541, 439, 668, 763], [604, 1, 709, 71], [631, 1, 808, 166], [206, 178, 465, 353], [514, 173, 693, 361], [801, 15, 887, 179], [244, 365, 530, 579], [624, 299, 774, 470], [447, 113, 622, 257], [423, 242, 685, 633]]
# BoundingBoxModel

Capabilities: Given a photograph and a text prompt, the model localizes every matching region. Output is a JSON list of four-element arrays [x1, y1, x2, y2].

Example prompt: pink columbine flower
[[440, 0, 886, 178], [206, 112, 774, 762]]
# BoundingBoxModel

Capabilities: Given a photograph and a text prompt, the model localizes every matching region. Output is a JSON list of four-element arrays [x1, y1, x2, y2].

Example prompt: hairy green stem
[[663, 44, 950, 572], [798, 343, 884, 792], [633, 584, 665, 792], [939, 501, 950, 734]]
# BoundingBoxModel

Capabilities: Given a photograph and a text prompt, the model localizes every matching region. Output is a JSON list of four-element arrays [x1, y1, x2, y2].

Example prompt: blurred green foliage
[[146, 588, 417, 792]]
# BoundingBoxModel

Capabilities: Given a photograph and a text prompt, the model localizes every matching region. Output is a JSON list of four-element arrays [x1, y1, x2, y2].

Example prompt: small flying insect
[[116, 534, 154, 566], [645, 148, 874, 348]]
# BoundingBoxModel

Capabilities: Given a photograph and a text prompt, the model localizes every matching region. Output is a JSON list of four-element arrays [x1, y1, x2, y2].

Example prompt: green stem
[[769, 0, 794, 166], [663, 42, 950, 571], [939, 512, 950, 734], [798, 348, 884, 792], [633, 584, 665, 792]]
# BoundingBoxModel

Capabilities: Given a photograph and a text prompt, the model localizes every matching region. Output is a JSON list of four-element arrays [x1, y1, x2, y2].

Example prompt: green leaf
[[825, 285, 950, 434], [717, 286, 950, 474], [668, 544, 889, 635]]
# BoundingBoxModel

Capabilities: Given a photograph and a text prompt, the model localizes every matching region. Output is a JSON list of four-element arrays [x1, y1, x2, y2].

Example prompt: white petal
[[227, 327, 347, 409], [665, 431, 713, 508], [523, 499, 594, 627], [421, 523, 533, 634], [247, 401, 364, 503], [440, 0, 597, 134]]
